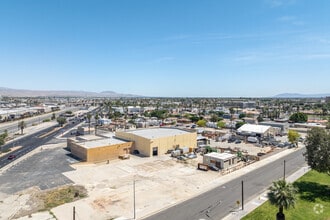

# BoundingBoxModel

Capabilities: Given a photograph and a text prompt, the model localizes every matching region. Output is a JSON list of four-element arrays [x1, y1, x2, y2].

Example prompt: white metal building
[[237, 124, 273, 137], [203, 152, 237, 169]]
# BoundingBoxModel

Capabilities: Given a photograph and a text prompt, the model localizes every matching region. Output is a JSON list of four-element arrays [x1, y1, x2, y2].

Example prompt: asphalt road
[[0, 120, 80, 169], [0, 106, 101, 168], [0, 107, 81, 135], [144, 147, 306, 220]]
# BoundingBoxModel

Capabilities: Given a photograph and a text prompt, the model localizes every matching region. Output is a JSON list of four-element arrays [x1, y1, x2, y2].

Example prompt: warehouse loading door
[[152, 147, 158, 156]]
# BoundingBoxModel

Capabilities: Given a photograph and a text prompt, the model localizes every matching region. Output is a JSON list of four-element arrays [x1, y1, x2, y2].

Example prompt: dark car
[[177, 156, 187, 161], [235, 139, 242, 144], [257, 152, 266, 157], [7, 155, 16, 160], [227, 138, 236, 143], [133, 150, 140, 154]]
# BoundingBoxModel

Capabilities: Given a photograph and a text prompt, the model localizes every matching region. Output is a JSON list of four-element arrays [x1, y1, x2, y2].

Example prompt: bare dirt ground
[[51, 152, 257, 220], [0, 137, 297, 220]]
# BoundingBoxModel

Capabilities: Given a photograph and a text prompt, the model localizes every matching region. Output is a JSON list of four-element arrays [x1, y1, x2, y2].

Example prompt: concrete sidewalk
[[222, 166, 310, 220]]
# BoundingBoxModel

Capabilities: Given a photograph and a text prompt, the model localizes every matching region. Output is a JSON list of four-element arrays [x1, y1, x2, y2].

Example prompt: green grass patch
[[242, 170, 330, 220], [38, 185, 87, 211]]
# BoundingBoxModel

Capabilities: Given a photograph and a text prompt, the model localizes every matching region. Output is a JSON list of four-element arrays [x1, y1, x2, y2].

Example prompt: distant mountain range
[[274, 93, 330, 98], [0, 87, 141, 98]]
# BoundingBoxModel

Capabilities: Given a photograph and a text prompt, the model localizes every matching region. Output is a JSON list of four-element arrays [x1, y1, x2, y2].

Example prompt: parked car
[[227, 138, 236, 143], [209, 164, 220, 171], [257, 152, 266, 157], [177, 156, 187, 161], [7, 155, 16, 160], [235, 139, 242, 144], [187, 153, 197, 159], [247, 136, 258, 143], [166, 149, 174, 154]]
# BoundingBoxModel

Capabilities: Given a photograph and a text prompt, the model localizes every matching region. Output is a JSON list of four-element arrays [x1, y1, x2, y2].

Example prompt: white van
[[247, 136, 258, 143]]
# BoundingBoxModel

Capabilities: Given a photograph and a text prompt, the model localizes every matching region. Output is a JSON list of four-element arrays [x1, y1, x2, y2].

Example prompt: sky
[[0, 0, 330, 97]]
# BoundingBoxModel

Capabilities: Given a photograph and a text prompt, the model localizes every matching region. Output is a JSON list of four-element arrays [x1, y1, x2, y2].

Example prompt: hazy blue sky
[[1, 0, 329, 97]]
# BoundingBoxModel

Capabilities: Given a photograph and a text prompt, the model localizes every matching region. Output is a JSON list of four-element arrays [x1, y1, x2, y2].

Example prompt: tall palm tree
[[268, 179, 298, 220], [94, 113, 99, 135], [86, 113, 92, 134], [18, 121, 26, 135]]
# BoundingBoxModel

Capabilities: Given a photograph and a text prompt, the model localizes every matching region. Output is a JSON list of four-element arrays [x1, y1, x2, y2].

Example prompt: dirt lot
[[51, 140, 289, 220], [52, 154, 231, 220]]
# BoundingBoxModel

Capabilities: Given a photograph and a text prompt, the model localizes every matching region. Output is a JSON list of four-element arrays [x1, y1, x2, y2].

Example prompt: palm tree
[[94, 113, 99, 135], [18, 121, 26, 135], [86, 113, 92, 134], [268, 179, 298, 220]]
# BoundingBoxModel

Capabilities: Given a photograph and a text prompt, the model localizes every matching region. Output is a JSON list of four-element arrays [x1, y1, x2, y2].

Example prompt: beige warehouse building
[[68, 136, 133, 162], [116, 128, 197, 157]]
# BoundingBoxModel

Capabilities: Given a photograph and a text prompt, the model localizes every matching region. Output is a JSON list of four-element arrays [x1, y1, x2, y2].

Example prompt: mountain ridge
[[0, 87, 141, 97], [274, 93, 330, 98]]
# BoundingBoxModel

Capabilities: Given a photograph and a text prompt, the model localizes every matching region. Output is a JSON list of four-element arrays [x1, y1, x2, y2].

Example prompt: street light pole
[[73, 206, 75, 220], [241, 180, 244, 210], [283, 160, 286, 181], [133, 179, 136, 219]]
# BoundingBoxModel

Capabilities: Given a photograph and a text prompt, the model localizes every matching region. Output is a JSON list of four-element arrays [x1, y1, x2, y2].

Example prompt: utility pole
[[133, 179, 136, 219], [73, 206, 75, 220], [283, 160, 286, 181], [241, 180, 244, 210]]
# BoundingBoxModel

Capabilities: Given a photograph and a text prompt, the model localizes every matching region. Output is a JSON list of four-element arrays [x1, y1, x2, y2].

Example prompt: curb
[[222, 166, 310, 220]]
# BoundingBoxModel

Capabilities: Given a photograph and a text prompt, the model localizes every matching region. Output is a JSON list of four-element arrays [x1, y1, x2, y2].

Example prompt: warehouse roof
[[124, 128, 190, 139], [237, 124, 271, 135], [81, 138, 129, 149]]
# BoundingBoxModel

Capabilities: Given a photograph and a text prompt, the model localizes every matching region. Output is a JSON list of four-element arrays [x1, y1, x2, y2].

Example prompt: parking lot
[[0, 143, 77, 194]]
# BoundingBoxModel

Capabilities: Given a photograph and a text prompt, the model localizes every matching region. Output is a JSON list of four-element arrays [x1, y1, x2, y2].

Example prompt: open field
[[242, 170, 330, 220]]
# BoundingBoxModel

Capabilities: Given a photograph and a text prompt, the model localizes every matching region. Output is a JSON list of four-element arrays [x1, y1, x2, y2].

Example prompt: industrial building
[[116, 128, 197, 157], [259, 121, 289, 134], [203, 152, 237, 169], [237, 124, 275, 137], [68, 135, 133, 162]]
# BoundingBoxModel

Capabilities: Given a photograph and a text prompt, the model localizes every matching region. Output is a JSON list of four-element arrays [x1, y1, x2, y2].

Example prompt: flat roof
[[205, 152, 236, 160], [237, 124, 271, 134], [80, 138, 129, 149], [123, 128, 190, 139]]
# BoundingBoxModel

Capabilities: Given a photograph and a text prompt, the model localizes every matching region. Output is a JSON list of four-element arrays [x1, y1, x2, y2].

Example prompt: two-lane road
[[144, 147, 306, 220]]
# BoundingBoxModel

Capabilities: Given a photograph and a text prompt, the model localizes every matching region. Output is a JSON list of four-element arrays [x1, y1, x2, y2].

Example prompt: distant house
[[203, 152, 237, 169]]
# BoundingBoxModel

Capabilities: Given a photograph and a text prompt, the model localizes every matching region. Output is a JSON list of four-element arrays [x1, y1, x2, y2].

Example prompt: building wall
[[150, 132, 197, 156], [116, 132, 151, 156], [86, 142, 133, 162], [69, 140, 133, 162], [116, 130, 197, 157], [70, 142, 88, 161], [203, 155, 237, 169]]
